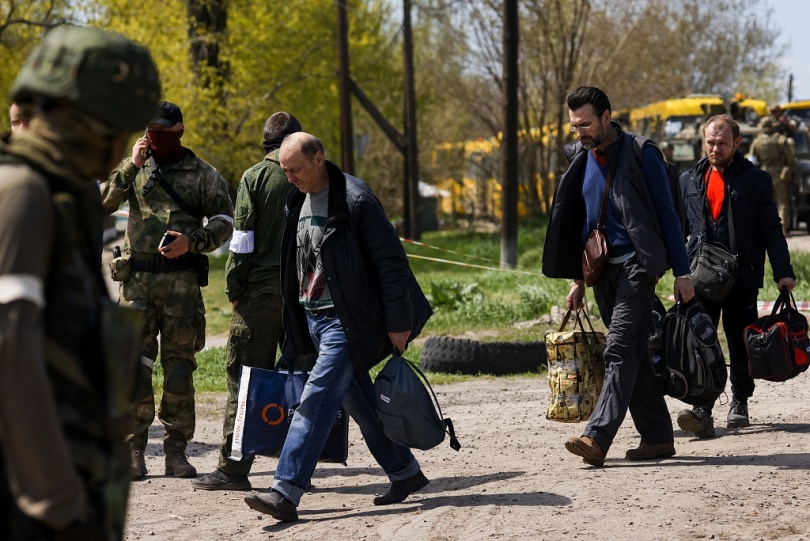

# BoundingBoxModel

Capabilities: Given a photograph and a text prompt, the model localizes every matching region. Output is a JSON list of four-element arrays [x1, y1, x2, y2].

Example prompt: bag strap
[[559, 306, 597, 333], [400, 355, 462, 451], [596, 171, 612, 230], [772, 286, 798, 318], [145, 157, 206, 220], [559, 307, 598, 353]]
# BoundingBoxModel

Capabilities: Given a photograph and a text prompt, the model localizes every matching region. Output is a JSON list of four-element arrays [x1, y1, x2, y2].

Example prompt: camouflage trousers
[[218, 289, 284, 475], [120, 269, 205, 453]]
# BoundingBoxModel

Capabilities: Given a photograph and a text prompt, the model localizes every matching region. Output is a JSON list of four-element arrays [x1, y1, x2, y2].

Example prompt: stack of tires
[[419, 336, 546, 375]]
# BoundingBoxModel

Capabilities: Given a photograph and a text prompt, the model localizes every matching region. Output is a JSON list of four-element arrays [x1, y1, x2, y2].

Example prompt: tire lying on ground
[[419, 336, 546, 375]]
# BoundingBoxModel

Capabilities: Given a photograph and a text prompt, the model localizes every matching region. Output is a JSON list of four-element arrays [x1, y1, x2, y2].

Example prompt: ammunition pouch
[[194, 253, 209, 287], [110, 255, 131, 282]]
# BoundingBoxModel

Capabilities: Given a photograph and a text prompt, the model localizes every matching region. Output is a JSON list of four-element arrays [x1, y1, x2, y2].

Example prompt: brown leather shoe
[[565, 436, 605, 467], [625, 442, 676, 461], [131, 449, 147, 480], [165, 451, 197, 478]]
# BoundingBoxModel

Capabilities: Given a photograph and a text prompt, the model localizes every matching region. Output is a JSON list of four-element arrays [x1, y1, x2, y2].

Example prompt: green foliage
[[427, 281, 481, 310]]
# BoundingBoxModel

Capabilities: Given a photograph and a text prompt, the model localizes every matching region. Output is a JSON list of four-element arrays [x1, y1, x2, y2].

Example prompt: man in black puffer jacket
[[676, 114, 796, 439], [244, 132, 433, 523]]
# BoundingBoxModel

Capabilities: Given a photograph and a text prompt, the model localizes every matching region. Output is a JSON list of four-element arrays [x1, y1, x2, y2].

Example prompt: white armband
[[0, 274, 45, 308], [229, 230, 255, 254]]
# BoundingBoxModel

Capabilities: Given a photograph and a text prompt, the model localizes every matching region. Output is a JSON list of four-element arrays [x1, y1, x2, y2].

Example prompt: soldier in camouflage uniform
[[192, 112, 301, 491], [0, 26, 160, 540], [101, 101, 234, 480], [751, 116, 799, 235]]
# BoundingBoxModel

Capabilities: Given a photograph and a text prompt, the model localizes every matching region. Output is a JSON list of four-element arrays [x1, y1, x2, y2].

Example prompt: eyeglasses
[[569, 113, 602, 133]]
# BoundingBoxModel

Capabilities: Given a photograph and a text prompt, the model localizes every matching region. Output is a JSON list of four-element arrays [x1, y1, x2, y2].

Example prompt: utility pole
[[501, 0, 519, 267], [403, 0, 420, 240], [788, 73, 794, 103], [337, 0, 355, 174]]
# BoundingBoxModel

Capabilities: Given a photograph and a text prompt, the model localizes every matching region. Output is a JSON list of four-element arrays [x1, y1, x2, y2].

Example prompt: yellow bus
[[428, 125, 567, 221], [629, 94, 767, 171]]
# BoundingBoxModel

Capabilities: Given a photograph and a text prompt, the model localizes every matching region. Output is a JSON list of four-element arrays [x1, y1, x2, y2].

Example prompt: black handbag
[[744, 288, 810, 382], [690, 180, 737, 301]]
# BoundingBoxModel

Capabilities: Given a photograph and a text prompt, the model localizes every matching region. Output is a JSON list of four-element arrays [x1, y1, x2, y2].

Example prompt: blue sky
[[770, 0, 810, 101]]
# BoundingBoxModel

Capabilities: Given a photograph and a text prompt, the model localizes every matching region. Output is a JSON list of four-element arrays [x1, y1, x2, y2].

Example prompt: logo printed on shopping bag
[[261, 403, 285, 426]]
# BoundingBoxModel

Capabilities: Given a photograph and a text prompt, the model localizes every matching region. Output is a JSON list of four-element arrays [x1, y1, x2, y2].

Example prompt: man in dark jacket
[[244, 132, 433, 522], [676, 115, 795, 439], [543, 86, 694, 467]]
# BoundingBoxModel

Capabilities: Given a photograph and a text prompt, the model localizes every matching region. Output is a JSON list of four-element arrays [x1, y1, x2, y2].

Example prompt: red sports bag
[[744, 288, 810, 382]]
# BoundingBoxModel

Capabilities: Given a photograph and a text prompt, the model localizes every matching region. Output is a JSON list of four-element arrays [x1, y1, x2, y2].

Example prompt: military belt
[[130, 255, 196, 273]]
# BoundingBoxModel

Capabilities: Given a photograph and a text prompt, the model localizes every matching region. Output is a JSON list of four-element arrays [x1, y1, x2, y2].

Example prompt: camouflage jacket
[[225, 149, 291, 301], [0, 132, 137, 535], [101, 150, 233, 257], [751, 132, 799, 184]]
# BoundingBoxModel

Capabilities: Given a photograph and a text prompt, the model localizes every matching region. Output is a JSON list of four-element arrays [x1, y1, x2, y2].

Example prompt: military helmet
[[759, 116, 777, 135], [10, 25, 161, 132]]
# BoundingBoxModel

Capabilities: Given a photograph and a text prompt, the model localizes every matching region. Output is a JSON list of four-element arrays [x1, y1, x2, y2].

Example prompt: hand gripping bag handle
[[559, 306, 599, 353]]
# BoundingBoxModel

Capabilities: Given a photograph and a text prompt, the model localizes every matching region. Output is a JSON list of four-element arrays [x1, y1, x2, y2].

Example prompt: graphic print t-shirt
[[297, 189, 333, 309]]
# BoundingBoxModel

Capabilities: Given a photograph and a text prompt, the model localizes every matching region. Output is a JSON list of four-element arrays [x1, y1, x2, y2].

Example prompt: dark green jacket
[[225, 149, 292, 301]]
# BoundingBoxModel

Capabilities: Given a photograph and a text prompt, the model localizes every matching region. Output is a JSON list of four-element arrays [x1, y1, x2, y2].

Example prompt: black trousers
[[697, 286, 759, 408], [585, 256, 674, 454]]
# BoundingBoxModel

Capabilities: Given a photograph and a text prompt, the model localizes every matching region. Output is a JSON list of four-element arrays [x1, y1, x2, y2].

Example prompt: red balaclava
[[146, 127, 186, 165]]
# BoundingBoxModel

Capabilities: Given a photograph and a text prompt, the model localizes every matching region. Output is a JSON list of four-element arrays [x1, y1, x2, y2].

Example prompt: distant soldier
[[767, 104, 799, 136], [751, 116, 799, 235], [0, 26, 160, 540]]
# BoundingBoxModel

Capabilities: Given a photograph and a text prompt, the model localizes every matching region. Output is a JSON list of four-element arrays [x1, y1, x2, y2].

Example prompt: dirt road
[[125, 372, 810, 541]]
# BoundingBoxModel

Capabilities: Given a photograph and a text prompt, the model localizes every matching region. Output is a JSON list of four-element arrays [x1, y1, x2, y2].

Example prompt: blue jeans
[[273, 311, 420, 505]]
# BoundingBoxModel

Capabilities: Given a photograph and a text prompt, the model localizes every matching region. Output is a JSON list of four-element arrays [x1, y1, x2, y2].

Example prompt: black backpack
[[652, 298, 727, 406]]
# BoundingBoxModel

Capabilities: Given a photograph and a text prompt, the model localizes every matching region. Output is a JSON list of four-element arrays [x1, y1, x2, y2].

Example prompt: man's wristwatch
[[676, 274, 691, 279]]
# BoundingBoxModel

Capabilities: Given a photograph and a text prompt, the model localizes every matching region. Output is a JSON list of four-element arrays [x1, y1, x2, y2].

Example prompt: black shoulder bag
[[689, 176, 737, 301]]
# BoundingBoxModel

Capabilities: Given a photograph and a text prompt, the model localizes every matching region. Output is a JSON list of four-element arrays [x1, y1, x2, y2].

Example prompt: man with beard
[[676, 115, 795, 439], [543, 86, 694, 467], [101, 101, 234, 480]]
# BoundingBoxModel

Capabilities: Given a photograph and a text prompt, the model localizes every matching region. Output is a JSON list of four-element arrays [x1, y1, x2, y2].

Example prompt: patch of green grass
[[201, 254, 232, 337], [187, 222, 810, 393]]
